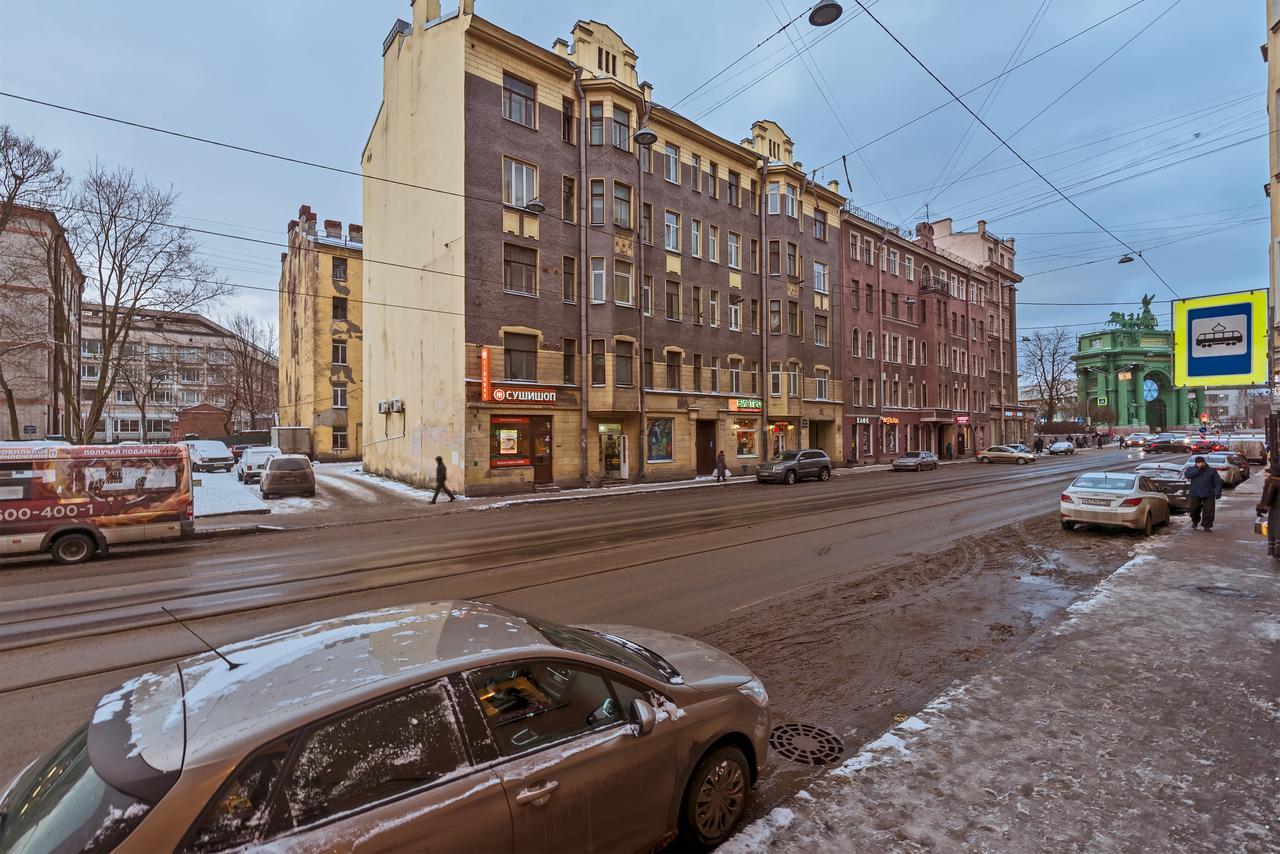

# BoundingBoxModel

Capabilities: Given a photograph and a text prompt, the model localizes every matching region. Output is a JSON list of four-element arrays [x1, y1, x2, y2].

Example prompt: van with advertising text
[[0, 444, 194, 565]]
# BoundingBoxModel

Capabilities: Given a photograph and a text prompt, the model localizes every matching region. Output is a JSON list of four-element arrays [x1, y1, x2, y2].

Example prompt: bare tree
[[0, 126, 72, 438], [1020, 327, 1076, 425], [73, 163, 230, 442], [115, 340, 178, 442], [218, 311, 278, 434]]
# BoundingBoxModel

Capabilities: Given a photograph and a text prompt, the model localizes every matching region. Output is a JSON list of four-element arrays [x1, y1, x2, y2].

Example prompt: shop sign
[[480, 346, 491, 401], [854, 416, 873, 425], [22, 424, 37, 435], [490, 386, 557, 404], [799, 418, 809, 429], [1004, 410, 1014, 417], [883, 416, 901, 425], [597, 422, 623, 434], [1117, 370, 1132, 381], [956, 415, 970, 425], [729, 397, 763, 412]]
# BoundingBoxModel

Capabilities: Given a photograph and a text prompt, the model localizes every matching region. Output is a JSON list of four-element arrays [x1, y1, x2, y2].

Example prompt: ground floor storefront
[[847, 411, 992, 463]]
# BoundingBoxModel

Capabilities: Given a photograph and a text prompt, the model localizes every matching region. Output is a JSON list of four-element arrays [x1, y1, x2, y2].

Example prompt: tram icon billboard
[[1172, 289, 1267, 388]]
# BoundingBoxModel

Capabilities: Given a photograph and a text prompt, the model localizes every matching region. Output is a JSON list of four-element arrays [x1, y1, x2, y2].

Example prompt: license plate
[[1082, 498, 1110, 506]]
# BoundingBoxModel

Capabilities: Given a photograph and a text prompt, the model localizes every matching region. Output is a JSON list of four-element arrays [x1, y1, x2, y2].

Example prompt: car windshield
[[0, 725, 156, 854], [528, 618, 682, 684], [1072, 473, 1136, 491], [901, 452, 920, 458], [773, 451, 800, 462], [270, 458, 309, 471]]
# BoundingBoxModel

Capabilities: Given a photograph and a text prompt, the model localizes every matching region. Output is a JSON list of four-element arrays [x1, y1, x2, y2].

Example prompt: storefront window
[[490, 416, 532, 467], [646, 418, 673, 462], [733, 419, 758, 457]]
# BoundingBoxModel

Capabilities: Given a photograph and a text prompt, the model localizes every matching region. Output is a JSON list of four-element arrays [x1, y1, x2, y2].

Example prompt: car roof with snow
[[90, 601, 556, 776]]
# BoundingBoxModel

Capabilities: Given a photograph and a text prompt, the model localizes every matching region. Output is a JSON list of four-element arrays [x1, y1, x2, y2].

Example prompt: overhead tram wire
[[843, 0, 1182, 298]]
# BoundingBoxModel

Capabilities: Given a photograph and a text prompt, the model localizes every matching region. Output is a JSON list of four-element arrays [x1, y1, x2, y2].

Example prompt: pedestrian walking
[[714, 450, 728, 482], [1183, 455, 1223, 531], [945, 442, 953, 461], [1096, 433, 1104, 449], [1256, 469, 1280, 561], [431, 455, 456, 504], [1033, 436, 1044, 454]]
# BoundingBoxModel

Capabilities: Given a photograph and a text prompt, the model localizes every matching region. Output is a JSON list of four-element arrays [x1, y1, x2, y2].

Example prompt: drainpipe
[[758, 158, 769, 461], [875, 229, 888, 460], [575, 68, 589, 485], [635, 95, 652, 480]]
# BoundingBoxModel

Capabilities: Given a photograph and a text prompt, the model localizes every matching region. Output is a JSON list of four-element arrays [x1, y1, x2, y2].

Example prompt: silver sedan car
[[0, 601, 770, 852], [1060, 471, 1171, 535], [892, 451, 939, 471]]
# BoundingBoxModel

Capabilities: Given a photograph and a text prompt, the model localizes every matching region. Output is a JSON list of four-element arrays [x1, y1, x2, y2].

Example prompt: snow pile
[[193, 471, 268, 517], [722, 807, 797, 852]]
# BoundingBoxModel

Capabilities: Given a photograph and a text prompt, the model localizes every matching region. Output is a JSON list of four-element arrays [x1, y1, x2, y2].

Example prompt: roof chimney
[[977, 219, 987, 236], [348, 224, 363, 243], [287, 218, 299, 234], [826, 180, 839, 193], [324, 219, 342, 238]]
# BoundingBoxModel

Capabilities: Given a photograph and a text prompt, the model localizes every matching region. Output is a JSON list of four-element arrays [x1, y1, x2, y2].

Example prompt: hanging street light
[[524, 198, 546, 214], [633, 126, 657, 147], [808, 1, 843, 27]]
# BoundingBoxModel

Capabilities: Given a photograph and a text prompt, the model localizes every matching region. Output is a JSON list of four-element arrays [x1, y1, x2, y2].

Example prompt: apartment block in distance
[[364, 1, 844, 494], [278, 205, 364, 460]]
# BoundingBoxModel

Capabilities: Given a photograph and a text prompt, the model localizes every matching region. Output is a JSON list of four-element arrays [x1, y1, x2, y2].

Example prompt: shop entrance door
[[602, 431, 623, 479], [531, 416, 553, 483], [695, 420, 717, 476]]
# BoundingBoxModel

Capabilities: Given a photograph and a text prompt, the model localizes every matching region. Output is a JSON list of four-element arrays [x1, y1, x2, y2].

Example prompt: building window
[[787, 362, 800, 397], [850, 328, 861, 357], [709, 162, 719, 199], [562, 97, 575, 143], [814, 209, 827, 240], [591, 257, 606, 303], [767, 181, 780, 214], [615, 340, 634, 387], [331, 256, 348, 281], [115, 388, 134, 404], [562, 176, 576, 222], [642, 275, 653, 316], [665, 351, 682, 390], [562, 256, 577, 303], [728, 170, 740, 206], [750, 360, 759, 394], [750, 238, 759, 273], [502, 157, 537, 209], [647, 418, 673, 462], [906, 337, 916, 365], [750, 299, 760, 334], [692, 286, 703, 325], [710, 355, 721, 392], [664, 211, 680, 251], [591, 339, 606, 386], [708, 225, 719, 263], [614, 259, 633, 305], [332, 430, 349, 451], [863, 238, 874, 265], [81, 362, 99, 380], [643, 348, 654, 387], [888, 249, 899, 276], [180, 367, 201, 384], [589, 102, 604, 145], [709, 289, 720, 327], [664, 144, 680, 183], [613, 182, 632, 228], [332, 383, 349, 409], [768, 240, 781, 275], [850, 377, 862, 406], [332, 297, 347, 320], [729, 294, 742, 331], [891, 294, 899, 318], [815, 314, 828, 347], [145, 418, 168, 435], [665, 281, 681, 321], [564, 338, 578, 385], [502, 73, 536, 128], [891, 334, 901, 364], [866, 377, 876, 407], [179, 346, 201, 363], [611, 107, 631, 151], [768, 299, 782, 334], [813, 260, 829, 294], [332, 340, 347, 365], [503, 244, 537, 295], [729, 358, 743, 394], [590, 179, 605, 225], [728, 232, 741, 269], [905, 255, 914, 281], [690, 154, 701, 191], [770, 361, 782, 397], [503, 333, 537, 381], [641, 203, 652, 244], [786, 243, 798, 277], [866, 331, 876, 359], [784, 184, 796, 217], [849, 233, 860, 261], [787, 301, 799, 336], [691, 219, 702, 258], [114, 418, 141, 434], [82, 339, 102, 358], [815, 368, 830, 400]]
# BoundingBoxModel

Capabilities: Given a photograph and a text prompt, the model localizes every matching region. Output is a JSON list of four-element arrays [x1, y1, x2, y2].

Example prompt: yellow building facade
[[278, 205, 364, 460]]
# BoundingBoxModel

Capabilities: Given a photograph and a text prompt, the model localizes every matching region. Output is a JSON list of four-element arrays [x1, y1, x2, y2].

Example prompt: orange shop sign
[[480, 346, 491, 401]]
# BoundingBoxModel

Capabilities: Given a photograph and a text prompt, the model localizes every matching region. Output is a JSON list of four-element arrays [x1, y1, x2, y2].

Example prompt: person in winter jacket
[[431, 455, 456, 504], [714, 450, 728, 482], [1183, 455, 1223, 531], [1256, 470, 1280, 560]]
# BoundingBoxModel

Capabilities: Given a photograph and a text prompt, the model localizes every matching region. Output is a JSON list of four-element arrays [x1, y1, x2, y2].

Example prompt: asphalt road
[[0, 448, 1139, 785]]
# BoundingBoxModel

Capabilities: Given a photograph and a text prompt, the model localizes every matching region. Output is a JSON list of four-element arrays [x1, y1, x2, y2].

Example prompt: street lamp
[[1118, 254, 1134, 264], [808, 1, 843, 26], [633, 126, 657, 147], [524, 198, 546, 214]]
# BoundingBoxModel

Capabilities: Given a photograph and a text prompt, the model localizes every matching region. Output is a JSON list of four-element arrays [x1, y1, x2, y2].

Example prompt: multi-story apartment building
[[0, 205, 83, 440], [363, 4, 843, 494], [81, 306, 278, 442], [278, 205, 364, 460]]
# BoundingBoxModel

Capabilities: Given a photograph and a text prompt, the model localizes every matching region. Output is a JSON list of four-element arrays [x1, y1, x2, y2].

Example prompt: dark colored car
[[1133, 462, 1191, 514], [756, 449, 832, 484], [1188, 438, 1227, 454], [1143, 434, 1190, 454], [259, 454, 316, 498], [230, 443, 256, 462]]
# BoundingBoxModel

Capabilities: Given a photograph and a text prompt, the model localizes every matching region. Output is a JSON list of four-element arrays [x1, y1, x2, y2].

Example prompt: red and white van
[[0, 444, 194, 565]]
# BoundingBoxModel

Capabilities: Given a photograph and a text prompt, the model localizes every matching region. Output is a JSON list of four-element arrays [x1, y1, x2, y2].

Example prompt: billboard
[[1172, 289, 1268, 388]]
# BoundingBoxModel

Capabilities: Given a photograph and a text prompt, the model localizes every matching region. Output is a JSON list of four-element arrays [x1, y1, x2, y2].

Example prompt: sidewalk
[[727, 477, 1279, 853]]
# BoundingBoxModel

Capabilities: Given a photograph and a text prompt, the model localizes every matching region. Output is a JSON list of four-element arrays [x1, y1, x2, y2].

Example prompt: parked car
[[756, 449, 831, 484], [0, 601, 770, 852], [236, 445, 281, 483], [1188, 437, 1228, 454], [1225, 434, 1266, 465], [1142, 434, 1191, 454], [1060, 471, 1170, 535], [976, 445, 1035, 465], [1181, 453, 1243, 488], [1047, 440, 1075, 455], [230, 443, 255, 462], [891, 450, 939, 472], [1133, 462, 1191, 514], [1224, 450, 1252, 481], [259, 454, 316, 498], [183, 439, 235, 472], [1122, 433, 1153, 448], [1007, 443, 1033, 454]]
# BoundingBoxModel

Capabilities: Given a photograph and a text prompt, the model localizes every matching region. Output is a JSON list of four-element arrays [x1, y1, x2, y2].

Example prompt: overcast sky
[[1, 1, 1264, 339]]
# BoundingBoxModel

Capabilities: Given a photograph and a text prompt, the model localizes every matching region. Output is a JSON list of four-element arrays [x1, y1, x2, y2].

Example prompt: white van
[[182, 439, 235, 473]]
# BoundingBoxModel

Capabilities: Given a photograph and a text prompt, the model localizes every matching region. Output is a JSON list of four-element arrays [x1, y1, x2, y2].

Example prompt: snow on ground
[[193, 471, 267, 517], [338, 464, 468, 502]]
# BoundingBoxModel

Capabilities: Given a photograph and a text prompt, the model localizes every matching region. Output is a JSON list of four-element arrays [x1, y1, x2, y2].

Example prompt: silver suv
[[756, 448, 832, 484]]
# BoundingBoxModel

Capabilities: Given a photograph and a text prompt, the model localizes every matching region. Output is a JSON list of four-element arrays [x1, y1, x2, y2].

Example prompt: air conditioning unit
[[390, 398, 404, 413], [377, 400, 390, 414]]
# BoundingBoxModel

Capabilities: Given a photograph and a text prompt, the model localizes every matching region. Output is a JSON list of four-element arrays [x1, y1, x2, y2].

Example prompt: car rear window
[[1072, 474, 1136, 490], [269, 458, 309, 471], [0, 725, 154, 854]]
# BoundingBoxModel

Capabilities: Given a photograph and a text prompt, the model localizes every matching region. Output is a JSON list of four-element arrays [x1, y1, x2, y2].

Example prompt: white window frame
[[691, 219, 702, 258], [664, 144, 680, 183], [767, 181, 780, 214], [502, 156, 537, 209], [664, 211, 680, 252], [708, 225, 719, 263], [784, 185, 796, 218], [332, 384, 348, 409], [728, 232, 741, 269], [815, 368, 830, 400], [905, 255, 914, 281], [813, 260, 829, 295], [591, 257, 606, 303]]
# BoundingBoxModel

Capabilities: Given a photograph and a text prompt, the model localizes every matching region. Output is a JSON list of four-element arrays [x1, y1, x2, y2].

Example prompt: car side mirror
[[631, 698, 657, 736]]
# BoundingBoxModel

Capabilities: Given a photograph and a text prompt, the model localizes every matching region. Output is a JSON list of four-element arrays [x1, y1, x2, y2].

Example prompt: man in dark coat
[[1256, 470, 1280, 560], [1033, 436, 1044, 454], [1183, 455, 1223, 531], [714, 450, 728, 482], [431, 455, 456, 504]]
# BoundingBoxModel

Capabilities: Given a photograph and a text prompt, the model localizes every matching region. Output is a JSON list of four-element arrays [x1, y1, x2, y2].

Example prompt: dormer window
[[597, 47, 617, 76]]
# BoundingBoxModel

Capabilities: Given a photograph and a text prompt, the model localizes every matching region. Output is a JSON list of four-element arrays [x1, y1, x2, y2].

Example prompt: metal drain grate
[[769, 723, 844, 766], [1195, 585, 1257, 600]]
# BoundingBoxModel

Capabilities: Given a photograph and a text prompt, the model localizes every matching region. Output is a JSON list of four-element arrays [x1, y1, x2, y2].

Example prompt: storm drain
[[769, 723, 845, 766], [1194, 585, 1258, 600]]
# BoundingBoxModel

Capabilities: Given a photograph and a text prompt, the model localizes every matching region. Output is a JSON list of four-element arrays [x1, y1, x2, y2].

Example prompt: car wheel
[[1017, 457, 1028, 465], [1141, 513, 1153, 537], [1061, 519, 1075, 531], [680, 744, 751, 849], [236, 472, 243, 482], [261, 492, 271, 500], [306, 490, 316, 497], [978, 456, 987, 464], [51, 532, 96, 565], [818, 467, 830, 482], [784, 469, 797, 485]]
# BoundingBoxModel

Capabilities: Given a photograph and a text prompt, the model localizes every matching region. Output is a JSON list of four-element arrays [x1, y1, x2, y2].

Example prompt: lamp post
[[633, 119, 655, 478]]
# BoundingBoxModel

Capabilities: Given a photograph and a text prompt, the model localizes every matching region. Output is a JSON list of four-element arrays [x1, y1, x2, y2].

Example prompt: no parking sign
[[1172, 289, 1267, 388]]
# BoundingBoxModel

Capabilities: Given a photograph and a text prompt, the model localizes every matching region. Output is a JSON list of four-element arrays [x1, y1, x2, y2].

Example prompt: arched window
[[850, 328, 861, 357], [921, 264, 932, 288], [865, 331, 876, 359]]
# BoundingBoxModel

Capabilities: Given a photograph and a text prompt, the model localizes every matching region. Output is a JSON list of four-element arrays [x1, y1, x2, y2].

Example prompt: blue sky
[[0, 1, 1264, 338]]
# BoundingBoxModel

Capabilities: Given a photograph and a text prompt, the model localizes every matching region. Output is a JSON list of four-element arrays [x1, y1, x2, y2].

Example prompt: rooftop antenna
[[161, 606, 241, 670]]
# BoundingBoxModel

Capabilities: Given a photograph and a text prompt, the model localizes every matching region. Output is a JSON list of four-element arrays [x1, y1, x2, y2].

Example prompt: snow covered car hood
[[579, 624, 756, 692]]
